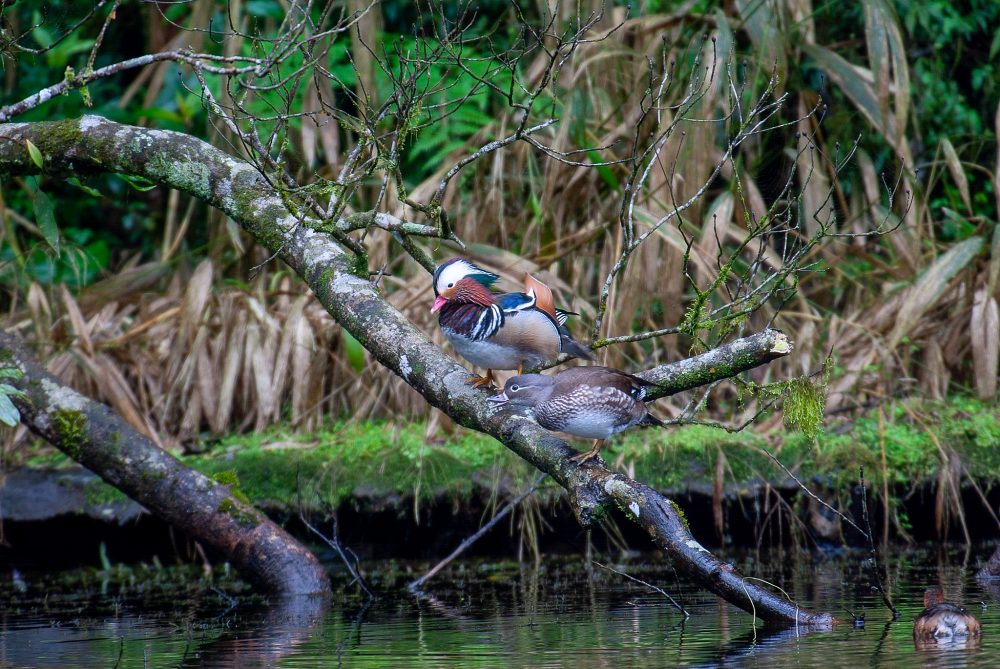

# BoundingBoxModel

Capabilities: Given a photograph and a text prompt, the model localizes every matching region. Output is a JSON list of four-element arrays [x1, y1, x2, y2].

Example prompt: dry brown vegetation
[[1, 0, 998, 457]]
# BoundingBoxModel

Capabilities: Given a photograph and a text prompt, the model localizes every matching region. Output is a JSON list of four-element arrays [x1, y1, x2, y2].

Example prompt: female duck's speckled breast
[[535, 405, 624, 439], [533, 385, 648, 439]]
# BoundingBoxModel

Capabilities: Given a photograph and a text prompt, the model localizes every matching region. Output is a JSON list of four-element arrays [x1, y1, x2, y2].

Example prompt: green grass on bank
[[635, 396, 1000, 492], [22, 396, 1000, 512]]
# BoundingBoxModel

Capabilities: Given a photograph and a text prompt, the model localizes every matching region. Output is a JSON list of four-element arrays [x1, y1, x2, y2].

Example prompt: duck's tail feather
[[641, 412, 664, 428], [560, 335, 593, 360], [554, 308, 577, 326]]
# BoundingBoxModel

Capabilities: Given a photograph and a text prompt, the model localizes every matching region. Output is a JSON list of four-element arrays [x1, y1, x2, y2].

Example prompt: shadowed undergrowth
[[22, 397, 1000, 531]]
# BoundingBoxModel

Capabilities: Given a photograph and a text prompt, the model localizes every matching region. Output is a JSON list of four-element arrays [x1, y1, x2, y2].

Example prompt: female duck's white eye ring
[[510, 384, 520, 392]]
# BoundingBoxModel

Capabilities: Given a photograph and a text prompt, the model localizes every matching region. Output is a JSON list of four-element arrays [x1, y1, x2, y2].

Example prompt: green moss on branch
[[52, 409, 88, 459]]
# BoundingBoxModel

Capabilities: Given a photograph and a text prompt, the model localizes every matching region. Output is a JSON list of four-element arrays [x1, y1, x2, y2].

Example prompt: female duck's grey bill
[[487, 392, 509, 404]]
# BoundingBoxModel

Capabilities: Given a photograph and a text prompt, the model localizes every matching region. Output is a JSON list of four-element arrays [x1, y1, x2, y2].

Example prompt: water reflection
[[686, 625, 829, 668], [1, 548, 997, 668], [176, 594, 330, 668]]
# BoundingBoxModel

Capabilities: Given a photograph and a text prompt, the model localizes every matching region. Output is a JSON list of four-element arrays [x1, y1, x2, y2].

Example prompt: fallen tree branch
[[0, 116, 834, 626], [0, 332, 330, 597]]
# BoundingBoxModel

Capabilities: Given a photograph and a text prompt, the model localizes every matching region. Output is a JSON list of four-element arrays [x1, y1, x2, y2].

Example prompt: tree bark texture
[[0, 117, 833, 626], [0, 332, 330, 597]]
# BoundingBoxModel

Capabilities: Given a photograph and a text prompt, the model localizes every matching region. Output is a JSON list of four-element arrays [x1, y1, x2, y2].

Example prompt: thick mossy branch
[[0, 117, 832, 626], [639, 331, 793, 400], [0, 332, 330, 597]]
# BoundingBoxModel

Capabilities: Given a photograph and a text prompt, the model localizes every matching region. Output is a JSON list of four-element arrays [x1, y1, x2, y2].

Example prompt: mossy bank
[[18, 396, 1000, 531]]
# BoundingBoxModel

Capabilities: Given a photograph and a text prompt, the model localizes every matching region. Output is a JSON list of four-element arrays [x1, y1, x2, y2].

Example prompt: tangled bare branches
[[2, 4, 904, 395], [0, 0, 926, 624]]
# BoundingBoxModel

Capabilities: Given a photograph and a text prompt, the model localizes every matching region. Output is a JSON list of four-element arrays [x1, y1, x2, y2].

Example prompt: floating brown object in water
[[913, 586, 981, 649]]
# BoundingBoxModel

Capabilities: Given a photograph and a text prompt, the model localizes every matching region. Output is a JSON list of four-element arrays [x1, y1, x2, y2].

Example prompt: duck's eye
[[510, 384, 520, 392], [447, 282, 454, 288]]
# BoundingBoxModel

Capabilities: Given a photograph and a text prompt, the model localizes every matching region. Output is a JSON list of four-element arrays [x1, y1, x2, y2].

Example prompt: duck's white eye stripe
[[437, 259, 497, 293]]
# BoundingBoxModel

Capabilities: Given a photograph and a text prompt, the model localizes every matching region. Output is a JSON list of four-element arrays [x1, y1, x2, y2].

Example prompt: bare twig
[[756, 446, 866, 537], [592, 560, 689, 617], [408, 473, 547, 591], [0, 51, 261, 122], [859, 466, 899, 618], [301, 512, 375, 600]]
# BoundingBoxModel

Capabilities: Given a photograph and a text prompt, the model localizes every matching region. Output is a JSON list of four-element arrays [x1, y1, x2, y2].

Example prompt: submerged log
[[0, 332, 330, 597], [0, 117, 833, 626]]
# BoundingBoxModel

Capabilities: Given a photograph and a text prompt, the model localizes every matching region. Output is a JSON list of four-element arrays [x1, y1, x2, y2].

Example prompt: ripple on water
[[1, 549, 998, 668]]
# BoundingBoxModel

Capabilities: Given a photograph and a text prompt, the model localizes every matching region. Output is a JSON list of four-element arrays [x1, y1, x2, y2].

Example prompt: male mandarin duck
[[488, 366, 663, 462], [431, 258, 591, 387], [913, 586, 981, 645]]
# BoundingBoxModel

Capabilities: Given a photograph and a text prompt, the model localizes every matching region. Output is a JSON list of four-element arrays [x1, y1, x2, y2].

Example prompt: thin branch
[[859, 466, 899, 618], [408, 473, 547, 591], [430, 119, 558, 207], [301, 512, 375, 600], [0, 51, 260, 122], [592, 560, 689, 617]]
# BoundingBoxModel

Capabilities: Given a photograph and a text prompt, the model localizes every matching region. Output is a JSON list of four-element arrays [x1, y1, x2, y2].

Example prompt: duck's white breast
[[443, 328, 523, 369]]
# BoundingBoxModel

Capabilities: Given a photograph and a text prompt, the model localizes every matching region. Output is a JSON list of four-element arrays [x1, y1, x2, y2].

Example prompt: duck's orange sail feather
[[523, 272, 558, 322]]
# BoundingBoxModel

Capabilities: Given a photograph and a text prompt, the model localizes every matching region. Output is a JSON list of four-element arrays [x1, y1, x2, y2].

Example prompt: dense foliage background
[[1, 0, 997, 462]]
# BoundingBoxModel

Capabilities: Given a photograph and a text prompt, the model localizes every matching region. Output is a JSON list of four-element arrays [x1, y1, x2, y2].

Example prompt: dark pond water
[[2, 547, 999, 668]]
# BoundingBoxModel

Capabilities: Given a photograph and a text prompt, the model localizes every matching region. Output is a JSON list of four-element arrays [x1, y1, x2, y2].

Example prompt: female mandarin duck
[[431, 258, 591, 387], [488, 366, 663, 462], [913, 586, 981, 645]]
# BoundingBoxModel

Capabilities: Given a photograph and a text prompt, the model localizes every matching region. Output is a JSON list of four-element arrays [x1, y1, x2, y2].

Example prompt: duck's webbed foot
[[467, 369, 496, 389], [569, 440, 605, 464]]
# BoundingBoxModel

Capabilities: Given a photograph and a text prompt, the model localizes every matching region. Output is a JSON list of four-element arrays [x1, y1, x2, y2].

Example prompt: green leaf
[[246, 0, 284, 18], [0, 393, 20, 427], [588, 150, 619, 189], [25, 139, 43, 169], [67, 177, 103, 198], [30, 182, 60, 255], [0, 368, 23, 380], [116, 173, 157, 192], [342, 330, 366, 373]]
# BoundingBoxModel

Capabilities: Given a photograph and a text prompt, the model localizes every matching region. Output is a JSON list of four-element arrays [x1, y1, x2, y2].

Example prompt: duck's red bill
[[431, 296, 448, 313]]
